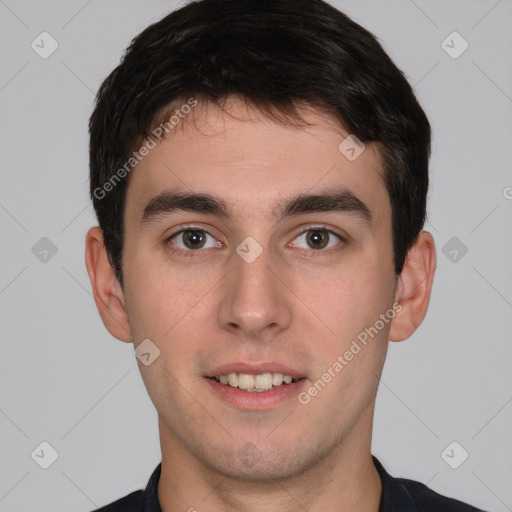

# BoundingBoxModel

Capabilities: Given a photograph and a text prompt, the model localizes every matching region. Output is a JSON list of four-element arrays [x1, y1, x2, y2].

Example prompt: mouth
[[207, 372, 304, 392], [204, 364, 307, 409]]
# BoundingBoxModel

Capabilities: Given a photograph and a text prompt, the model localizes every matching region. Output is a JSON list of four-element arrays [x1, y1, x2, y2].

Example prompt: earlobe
[[388, 231, 437, 342], [85, 226, 132, 342]]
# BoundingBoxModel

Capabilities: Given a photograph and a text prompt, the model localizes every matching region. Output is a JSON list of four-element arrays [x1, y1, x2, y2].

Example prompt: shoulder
[[397, 476, 486, 511], [89, 463, 162, 511], [372, 456, 487, 512], [91, 490, 144, 512]]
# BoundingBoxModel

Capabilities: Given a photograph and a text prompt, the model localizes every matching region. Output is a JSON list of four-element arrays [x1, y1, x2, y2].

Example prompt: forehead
[[124, 99, 389, 227]]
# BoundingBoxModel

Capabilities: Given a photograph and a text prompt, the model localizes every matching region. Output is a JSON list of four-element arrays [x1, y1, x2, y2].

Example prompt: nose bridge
[[217, 237, 292, 335]]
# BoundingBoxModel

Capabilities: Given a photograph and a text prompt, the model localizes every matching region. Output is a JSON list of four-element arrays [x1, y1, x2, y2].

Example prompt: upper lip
[[206, 362, 306, 379]]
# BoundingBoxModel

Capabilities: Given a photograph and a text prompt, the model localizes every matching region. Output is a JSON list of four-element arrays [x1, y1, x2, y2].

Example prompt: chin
[[201, 442, 324, 484]]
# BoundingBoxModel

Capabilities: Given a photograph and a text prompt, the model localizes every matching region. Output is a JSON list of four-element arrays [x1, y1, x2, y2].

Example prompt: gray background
[[1, 0, 511, 510]]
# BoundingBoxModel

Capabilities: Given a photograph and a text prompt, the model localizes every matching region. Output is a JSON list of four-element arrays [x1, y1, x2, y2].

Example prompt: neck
[[157, 407, 382, 512]]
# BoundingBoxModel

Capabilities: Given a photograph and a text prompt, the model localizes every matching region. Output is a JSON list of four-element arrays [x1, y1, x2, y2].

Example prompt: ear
[[85, 226, 132, 342], [388, 231, 437, 342]]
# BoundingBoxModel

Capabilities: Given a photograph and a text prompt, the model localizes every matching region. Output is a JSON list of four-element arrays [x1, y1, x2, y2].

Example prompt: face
[[120, 98, 398, 481]]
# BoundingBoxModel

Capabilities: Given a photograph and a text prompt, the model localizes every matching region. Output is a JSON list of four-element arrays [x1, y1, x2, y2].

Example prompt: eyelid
[[165, 224, 223, 254], [294, 223, 346, 238], [165, 223, 346, 256], [289, 224, 345, 252], [165, 223, 220, 241]]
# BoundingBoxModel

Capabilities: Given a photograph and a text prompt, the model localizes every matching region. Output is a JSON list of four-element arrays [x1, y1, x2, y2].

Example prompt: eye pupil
[[306, 230, 328, 249], [184, 230, 205, 249]]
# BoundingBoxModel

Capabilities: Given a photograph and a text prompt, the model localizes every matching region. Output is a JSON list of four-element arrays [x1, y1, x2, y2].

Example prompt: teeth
[[272, 373, 284, 386], [214, 372, 298, 391], [255, 373, 273, 389], [238, 373, 255, 390], [227, 373, 239, 387]]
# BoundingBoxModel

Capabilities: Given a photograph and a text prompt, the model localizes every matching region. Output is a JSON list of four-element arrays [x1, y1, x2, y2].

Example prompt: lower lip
[[205, 377, 307, 410]]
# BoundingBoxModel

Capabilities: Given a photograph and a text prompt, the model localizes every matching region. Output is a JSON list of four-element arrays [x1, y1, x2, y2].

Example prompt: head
[[86, 0, 436, 482]]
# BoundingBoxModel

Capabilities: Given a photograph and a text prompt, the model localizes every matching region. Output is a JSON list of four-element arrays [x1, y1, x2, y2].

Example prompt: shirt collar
[[373, 456, 417, 511], [143, 462, 162, 512], [142, 456, 416, 511]]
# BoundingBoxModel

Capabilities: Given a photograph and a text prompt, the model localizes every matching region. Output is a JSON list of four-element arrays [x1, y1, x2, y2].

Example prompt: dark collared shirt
[[93, 456, 486, 511]]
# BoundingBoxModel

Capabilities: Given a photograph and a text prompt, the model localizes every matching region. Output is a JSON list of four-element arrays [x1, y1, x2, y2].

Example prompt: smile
[[212, 372, 299, 392]]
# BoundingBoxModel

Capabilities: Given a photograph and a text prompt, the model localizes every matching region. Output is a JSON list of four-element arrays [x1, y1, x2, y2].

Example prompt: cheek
[[302, 268, 391, 409], [294, 258, 392, 346], [123, 254, 187, 342], [125, 271, 206, 403], [123, 251, 217, 364]]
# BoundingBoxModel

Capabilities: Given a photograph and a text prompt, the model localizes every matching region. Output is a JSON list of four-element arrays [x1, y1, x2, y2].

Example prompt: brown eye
[[169, 229, 219, 251], [306, 230, 329, 249], [182, 230, 206, 249], [292, 228, 342, 251]]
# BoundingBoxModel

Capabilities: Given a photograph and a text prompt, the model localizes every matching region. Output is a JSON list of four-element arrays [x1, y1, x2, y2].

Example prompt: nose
[[216, 241, 293, 340]]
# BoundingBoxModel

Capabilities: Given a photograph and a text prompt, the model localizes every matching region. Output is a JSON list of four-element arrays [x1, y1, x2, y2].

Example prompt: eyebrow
[[140, 188, 372, 227]]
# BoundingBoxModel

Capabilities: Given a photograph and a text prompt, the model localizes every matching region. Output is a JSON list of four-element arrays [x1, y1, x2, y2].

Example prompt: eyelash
[[165, 225, 219, 258], [165, 224, 345, 258]]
